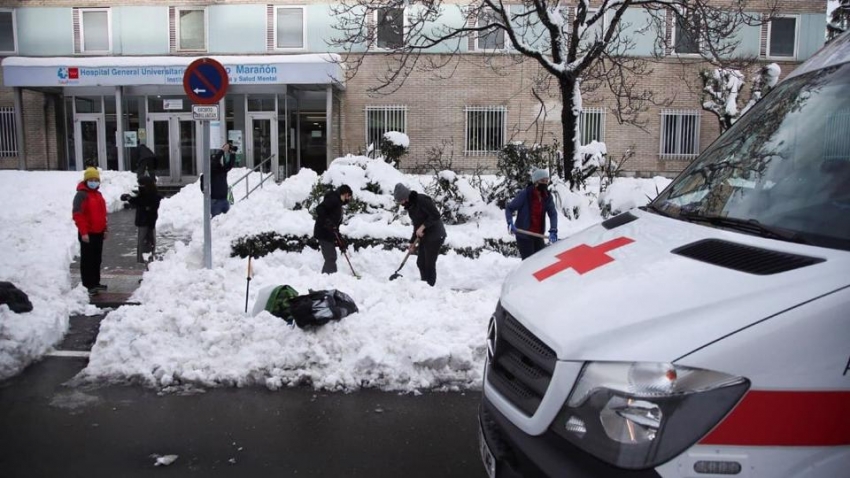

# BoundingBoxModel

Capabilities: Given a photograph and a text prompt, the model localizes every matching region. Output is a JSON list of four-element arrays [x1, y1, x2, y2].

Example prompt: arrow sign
[[183, 58, 228, 105]]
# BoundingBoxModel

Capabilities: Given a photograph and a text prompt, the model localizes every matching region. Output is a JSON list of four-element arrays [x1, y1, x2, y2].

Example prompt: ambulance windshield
[[651, 63, 850, 251]]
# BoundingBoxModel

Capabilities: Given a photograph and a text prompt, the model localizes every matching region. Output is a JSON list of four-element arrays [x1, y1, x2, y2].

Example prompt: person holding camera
[[313, 185, 353, 274], [209, 141, 235, 217], [121, 175, 162, 266]]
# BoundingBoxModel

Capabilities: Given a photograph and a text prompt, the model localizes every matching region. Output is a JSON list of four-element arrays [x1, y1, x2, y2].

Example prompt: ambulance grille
[[671, 239, 824, 275], [487, 308, 557, 417]]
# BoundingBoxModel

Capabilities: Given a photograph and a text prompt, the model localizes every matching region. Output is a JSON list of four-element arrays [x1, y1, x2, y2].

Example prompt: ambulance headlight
[[552, 362, 749, 469]]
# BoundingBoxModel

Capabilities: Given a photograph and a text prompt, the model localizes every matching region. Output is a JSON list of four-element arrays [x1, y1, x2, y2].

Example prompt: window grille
[[465, 106, 506, 155], [579, 107, 605, 145], [0, 107, 17, 157], [660, 110, 701, 158], [366, 106, 407, 155]]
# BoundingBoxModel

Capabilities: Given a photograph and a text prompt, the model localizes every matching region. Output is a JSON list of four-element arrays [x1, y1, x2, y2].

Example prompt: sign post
[[183, 58, 229, 270]]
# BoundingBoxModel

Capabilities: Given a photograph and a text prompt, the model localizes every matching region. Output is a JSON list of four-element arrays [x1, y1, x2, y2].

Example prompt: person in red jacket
[[73, 167, 108, 297]]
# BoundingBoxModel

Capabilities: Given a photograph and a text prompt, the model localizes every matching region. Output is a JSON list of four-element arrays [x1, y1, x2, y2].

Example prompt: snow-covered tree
[[701, 63, 780, 132], [329, 0, 777, 190], [828, 0, 850, 42]]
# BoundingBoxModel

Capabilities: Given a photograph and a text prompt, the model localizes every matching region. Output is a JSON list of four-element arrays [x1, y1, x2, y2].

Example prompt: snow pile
[[0, 169, 137, 380], [0, 158, 669, 389]]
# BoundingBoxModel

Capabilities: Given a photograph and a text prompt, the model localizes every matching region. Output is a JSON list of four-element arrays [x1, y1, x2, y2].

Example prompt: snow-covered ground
[[0, 160, 670, 391], [0, 170, 137, 380]]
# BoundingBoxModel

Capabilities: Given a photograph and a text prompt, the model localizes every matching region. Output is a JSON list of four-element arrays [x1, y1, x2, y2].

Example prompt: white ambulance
[[479, 33, 850, 478]]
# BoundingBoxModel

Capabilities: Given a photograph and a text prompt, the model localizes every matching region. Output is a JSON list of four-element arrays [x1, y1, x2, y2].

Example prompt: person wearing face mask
[[72, 167, 109, 297], [505, 168, 558, 260], [313, 184, 354, 274]]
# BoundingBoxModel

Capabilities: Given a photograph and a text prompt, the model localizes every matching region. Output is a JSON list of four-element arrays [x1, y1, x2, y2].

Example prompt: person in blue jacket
[[505, 168, 558, 259]]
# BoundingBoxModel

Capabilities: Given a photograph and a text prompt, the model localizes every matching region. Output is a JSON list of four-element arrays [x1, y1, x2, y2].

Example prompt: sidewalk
[[70, 207, 146, 307]]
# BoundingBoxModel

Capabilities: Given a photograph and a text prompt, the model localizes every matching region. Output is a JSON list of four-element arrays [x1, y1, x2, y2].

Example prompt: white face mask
[[86, 180, 100, 189]]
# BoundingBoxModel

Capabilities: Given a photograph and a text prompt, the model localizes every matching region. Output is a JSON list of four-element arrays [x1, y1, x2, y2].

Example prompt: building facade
[[0, 0, 828, 183]]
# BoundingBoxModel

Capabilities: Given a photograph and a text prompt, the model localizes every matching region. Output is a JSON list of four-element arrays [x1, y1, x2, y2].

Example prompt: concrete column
[[115, 86, 125, 171], [13, 87, 26, 170], [325, 85, 332, 168]]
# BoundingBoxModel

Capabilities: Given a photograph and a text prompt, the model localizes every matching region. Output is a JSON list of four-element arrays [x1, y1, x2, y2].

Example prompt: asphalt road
[[0, 356, 486, 478]]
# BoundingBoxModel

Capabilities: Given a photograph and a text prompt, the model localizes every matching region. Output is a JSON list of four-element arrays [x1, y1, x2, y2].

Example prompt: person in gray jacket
[[393, 183, 446, 286]]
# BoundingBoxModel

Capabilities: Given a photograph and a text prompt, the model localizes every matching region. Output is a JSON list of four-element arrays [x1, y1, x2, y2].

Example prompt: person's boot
[[92, 284, 108, 292]]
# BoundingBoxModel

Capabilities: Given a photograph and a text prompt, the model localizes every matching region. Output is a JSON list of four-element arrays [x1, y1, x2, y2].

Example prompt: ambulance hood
[[499, 209, 850, 363]]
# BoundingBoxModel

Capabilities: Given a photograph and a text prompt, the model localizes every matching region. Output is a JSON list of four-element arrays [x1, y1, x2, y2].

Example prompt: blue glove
[[508, 222, 517, 234], [548, 231, 558, 243]]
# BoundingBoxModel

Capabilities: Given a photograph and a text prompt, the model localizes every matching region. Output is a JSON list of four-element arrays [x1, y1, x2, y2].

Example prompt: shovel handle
[[515, 228, 547, 239], [394, 238, 419, 273]]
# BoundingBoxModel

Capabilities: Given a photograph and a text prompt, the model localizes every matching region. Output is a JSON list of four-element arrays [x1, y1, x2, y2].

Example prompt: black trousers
[[79, 232, 104, 289], [516, 236, 546, 260], [416, 235, 445, 287], [319, 239, 338, 274]]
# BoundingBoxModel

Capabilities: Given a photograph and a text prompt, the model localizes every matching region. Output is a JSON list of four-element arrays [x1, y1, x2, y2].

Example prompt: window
[[79, 8, 111, 53], [768, 16, 797, 58], [176, 7, 206, 51], [465, 106, 506, 155], [275, 7, 304, 49], [477, 9, 505, 50], [0, 107, 17, 157], [660, 110, 701, 158], [580, 108, 605, 145], [366, 106, 407, 154], [0, 9, 16, 54], [376, 7, 404, 49], [673, 10, 701, 54]]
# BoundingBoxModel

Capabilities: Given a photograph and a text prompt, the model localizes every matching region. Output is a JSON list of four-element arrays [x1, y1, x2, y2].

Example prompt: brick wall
[[0, 69, 61, 170]]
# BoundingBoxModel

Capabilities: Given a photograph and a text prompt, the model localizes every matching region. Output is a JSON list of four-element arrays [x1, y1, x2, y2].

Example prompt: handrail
[[229, 154, 276, 202]]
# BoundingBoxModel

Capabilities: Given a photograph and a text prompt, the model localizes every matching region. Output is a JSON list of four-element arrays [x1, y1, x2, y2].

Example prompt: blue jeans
[[211, 198, 230, 217]]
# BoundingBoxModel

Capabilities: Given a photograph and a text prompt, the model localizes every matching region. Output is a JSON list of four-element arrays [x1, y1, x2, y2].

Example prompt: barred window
[[660, 110, 701, 158], [579, 107, 605, 145], [366, 105, 407, 154], [0, 107, 17, 157], [465, 106, 506, 155]]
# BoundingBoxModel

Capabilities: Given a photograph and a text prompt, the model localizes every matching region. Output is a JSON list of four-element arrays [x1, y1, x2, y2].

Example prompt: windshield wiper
[[640, 203, 679, 219], [679, 213, 813, 246]]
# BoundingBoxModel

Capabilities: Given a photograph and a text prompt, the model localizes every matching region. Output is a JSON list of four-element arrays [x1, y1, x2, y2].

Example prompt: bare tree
[[828, 0, 850, 42], [328, 0, 777, 189], [700, 62, 780, 133]]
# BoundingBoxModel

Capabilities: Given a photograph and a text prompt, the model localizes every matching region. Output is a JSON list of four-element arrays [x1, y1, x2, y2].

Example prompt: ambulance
[[479, 32, 850, 478]]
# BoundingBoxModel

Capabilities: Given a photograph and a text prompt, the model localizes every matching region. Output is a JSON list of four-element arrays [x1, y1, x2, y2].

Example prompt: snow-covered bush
[[491, 142, 561, 208], [421, 141, 480, 225], [379, 131, 409, 167]]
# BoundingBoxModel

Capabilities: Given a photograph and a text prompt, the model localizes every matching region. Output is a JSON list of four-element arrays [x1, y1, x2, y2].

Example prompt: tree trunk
[[560, 75, 579, 190]]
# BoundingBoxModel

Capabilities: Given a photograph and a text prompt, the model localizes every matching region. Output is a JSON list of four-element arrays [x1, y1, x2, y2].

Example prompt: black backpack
[[289, 289, 359, 329]]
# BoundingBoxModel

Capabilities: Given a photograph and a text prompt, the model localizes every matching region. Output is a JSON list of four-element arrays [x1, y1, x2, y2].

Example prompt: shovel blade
[[389, 272, 402, 281]]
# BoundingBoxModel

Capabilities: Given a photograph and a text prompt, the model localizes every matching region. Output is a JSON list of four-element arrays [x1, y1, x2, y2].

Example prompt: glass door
[[149, 117, 173, 180], [247, 113, 278, 176], [74, 114, 105, 170], [179, 119, 197, 178], [148, 114, 198, 183]]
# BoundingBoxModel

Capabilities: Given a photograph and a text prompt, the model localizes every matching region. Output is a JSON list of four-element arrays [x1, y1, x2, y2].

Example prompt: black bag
[[289, 289, 358, 329], [0, 281, 33, 313]]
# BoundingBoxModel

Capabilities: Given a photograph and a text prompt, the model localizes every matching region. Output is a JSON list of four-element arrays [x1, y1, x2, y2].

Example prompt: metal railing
[[230, 154, 276, 202]]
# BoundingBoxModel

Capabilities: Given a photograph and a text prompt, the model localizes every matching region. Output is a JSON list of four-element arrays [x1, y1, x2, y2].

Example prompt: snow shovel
[[244, 255, 253, 313], [515, 228, 551, 243], [335, 232, 361, 279], [389, 238, 419, 281], [341, 250, 361, 279]]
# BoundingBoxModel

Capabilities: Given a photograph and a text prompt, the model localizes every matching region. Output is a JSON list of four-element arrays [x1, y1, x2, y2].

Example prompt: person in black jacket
[[313, 184, 354, 274], [393, 183, 446, 287], [210, 142, 235, 217], [121, 175, 163, 265]]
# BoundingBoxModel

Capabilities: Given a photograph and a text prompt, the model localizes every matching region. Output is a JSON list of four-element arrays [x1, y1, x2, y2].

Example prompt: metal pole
[[203, 120, 212, 269], [115, 86, 125, 171], [13, 87, 26, 170]]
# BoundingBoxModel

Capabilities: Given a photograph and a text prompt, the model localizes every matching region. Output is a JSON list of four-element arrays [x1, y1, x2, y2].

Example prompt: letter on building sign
[[844, 355, 850, 377]]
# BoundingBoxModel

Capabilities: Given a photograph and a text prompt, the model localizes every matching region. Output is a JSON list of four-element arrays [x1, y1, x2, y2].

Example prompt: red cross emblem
[[533, 237, 635, 281]]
